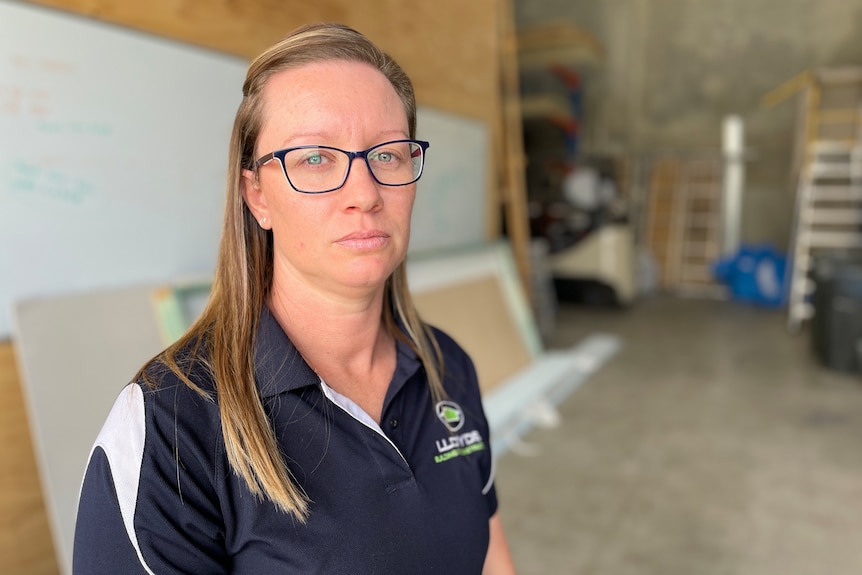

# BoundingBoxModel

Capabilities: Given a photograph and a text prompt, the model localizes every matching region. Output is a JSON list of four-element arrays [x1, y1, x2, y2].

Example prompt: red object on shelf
[[549, 64, 581, 90]]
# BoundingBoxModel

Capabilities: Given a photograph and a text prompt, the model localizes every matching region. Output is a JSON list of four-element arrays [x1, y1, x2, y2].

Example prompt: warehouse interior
[[504, 2, 862, 574], [3, 0, 862, 573]]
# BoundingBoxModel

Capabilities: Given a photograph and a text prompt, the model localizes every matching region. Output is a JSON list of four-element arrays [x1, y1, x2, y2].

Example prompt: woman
[[73, 22, 515, 574]]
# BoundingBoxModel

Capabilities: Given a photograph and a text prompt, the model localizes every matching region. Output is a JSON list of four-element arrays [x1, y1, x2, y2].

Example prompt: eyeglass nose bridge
[[340, 148, 381, 187]]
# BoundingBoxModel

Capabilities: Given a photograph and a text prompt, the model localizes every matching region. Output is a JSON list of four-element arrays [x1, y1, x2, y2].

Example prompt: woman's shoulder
[[422, 324, 481, 389], [426, 325, 472, 363], [134, 341, 222, 431], [138, 335, 217, 393], [425, 324, 460, 351]]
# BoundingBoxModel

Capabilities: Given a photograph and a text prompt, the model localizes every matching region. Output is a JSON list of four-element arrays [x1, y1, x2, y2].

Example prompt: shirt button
[[389, 418, 399, 429]]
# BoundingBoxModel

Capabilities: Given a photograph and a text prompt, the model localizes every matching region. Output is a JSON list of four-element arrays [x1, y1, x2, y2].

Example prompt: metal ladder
[[787, 140, 862, 331]]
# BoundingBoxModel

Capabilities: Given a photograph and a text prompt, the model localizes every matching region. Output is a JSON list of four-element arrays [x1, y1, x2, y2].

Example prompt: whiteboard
[[0, 0, 488, 338], [412, 107, 488, 253], [0, 0, 243, 338]]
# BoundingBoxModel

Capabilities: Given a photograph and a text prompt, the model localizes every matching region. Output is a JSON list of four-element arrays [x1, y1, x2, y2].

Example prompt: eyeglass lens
[[283, 141, 424, 193]]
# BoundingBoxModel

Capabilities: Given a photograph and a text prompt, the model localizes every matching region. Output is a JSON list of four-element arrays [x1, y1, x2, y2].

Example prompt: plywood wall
[[1, 2, 510, 573], [0, 344, 58, 574]]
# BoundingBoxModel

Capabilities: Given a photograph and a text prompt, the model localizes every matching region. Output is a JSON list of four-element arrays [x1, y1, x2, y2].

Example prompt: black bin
[[811, 253, 862, 373]]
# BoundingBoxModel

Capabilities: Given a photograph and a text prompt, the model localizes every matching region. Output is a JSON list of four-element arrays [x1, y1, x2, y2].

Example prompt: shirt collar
[[383, 333, 424, 409], [253, 306, 320, 398], [253, 306, 425, 400]]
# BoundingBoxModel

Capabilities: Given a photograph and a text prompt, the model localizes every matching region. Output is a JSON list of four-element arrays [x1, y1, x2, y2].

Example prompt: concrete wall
[[516, 0, 862, 249]]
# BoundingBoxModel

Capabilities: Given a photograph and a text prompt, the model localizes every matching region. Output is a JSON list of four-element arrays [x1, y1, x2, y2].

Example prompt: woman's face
[[242, 60, 415, 300]]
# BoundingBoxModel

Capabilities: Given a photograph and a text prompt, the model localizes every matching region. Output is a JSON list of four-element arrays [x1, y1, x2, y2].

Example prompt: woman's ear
[[241, 168, 271, 229]]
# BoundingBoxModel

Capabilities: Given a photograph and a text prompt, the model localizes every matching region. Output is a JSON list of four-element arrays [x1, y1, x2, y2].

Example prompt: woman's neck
[[272, 277, 386, 347], [267, 277, 397, 423]]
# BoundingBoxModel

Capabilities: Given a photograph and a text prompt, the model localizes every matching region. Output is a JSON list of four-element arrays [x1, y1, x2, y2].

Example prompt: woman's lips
[[335, 230, 390, 250]]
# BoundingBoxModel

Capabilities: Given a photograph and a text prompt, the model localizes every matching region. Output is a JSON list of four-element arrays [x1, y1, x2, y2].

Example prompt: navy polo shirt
[[73, 308, 498, 574]]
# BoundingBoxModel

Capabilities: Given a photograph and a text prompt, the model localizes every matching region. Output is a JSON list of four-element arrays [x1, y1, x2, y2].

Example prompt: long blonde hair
[[143, 23, 444, 521]]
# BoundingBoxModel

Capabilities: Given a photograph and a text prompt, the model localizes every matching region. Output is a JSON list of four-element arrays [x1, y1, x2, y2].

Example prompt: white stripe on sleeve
[[88, 382, 156, 575]]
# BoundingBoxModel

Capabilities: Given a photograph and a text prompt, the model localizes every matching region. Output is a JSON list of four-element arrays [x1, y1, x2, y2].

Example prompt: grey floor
[[497, 296, 862, 575]]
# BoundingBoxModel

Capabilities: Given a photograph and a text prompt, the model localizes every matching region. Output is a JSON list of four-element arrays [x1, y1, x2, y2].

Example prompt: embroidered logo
[[433, 401, 487, 463], [435, 401, 465, 432]]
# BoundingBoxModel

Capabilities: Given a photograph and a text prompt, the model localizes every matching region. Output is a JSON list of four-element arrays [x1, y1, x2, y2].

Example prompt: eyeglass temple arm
[[254, 152, 277, 168]]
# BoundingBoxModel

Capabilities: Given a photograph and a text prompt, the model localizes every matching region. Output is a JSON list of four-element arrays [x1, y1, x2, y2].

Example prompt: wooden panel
[[0, 341, 58, 575], [516, 20, 603, 71], [413, 276, 533, 394], [498, 0, 533, 298]]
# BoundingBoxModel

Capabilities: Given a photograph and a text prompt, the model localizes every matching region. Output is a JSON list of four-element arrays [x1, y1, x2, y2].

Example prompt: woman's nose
[[340, 158, 383, 211]]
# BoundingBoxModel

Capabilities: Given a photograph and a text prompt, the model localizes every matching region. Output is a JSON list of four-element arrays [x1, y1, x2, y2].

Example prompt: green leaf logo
[[435, 401, 464, 432]]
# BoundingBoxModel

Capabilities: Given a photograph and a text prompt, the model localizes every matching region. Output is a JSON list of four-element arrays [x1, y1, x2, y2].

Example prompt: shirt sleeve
[[74, 444, 151, 574], [470, 357, 499, 519], [434, 327, 500, 519], [73, 382, 229, 574]]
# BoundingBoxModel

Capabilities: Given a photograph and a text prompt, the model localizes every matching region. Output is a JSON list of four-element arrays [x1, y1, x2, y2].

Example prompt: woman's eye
[[303, 153, 324, 165], [371, 148, 405, 164]]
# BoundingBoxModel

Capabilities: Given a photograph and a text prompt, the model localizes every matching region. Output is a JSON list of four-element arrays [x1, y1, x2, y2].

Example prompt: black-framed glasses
[[254, 139, 430, 194]]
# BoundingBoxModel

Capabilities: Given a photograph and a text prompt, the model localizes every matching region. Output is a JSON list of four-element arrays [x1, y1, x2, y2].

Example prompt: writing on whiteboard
[[1, 54, 74, 118], [37, 120, 113, 136], [0, 85, 53, 117], [10, 54, 76, 73], [9, 160, 93, 206]]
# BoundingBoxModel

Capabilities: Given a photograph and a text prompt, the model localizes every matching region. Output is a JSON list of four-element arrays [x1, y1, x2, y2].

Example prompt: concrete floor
[[496, 296, 862, 575]]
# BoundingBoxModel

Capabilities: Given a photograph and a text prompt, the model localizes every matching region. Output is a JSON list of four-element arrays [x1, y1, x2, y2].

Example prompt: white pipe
[[722, 115, 745, 256]]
